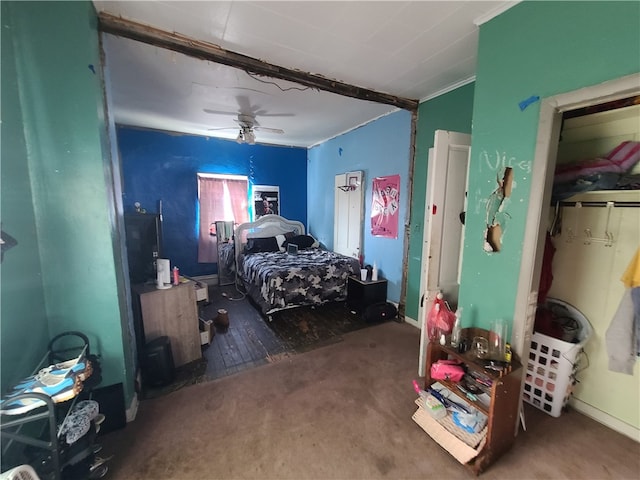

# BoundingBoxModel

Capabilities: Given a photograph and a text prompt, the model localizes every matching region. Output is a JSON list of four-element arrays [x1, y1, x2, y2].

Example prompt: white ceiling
[[94, 1, 517, 147]]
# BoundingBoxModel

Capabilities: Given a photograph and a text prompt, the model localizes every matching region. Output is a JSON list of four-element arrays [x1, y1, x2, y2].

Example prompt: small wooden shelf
[[416, 327, 523, 475], [434, 377, 491, 417]]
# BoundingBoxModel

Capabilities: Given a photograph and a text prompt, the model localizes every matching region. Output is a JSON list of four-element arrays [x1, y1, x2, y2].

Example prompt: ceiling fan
[[206, 112, 284, 144]]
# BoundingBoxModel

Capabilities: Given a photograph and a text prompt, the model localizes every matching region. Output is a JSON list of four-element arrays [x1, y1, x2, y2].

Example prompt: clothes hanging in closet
[[605, 248, 640, 375]]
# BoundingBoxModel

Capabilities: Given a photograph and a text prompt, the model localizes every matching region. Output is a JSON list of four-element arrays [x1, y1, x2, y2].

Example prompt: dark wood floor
[[198, 283, 382, 381], [198, 284, 289, 381]]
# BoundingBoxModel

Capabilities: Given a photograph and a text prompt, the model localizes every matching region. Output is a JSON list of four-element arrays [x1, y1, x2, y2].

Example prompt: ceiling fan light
[[246, 131, 256, 144]]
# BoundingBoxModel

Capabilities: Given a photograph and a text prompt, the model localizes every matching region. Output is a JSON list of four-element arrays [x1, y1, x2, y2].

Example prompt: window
[[197, 174, 249, 263]]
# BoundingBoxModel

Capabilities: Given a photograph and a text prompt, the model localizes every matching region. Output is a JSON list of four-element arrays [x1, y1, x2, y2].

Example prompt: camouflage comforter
[[238, 248, 360, 315]]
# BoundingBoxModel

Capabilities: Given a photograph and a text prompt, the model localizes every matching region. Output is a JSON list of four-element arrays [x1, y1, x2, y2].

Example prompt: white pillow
[[275, 234, 287, 252]]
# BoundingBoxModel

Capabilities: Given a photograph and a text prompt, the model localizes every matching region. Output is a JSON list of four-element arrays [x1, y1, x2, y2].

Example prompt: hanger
[[550, 201, 562, 237]]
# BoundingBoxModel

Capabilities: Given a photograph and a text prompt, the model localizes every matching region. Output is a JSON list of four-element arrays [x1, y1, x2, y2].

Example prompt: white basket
[[523, 298, 592, 417], [0, 465, 41, 480]]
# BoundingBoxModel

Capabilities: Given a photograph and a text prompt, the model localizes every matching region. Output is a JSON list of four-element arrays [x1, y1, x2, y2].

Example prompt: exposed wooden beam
[[98, 12, 418, 112]]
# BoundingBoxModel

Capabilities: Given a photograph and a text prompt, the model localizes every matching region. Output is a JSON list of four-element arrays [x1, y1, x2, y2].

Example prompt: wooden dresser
[[132, 280, 201, 367]]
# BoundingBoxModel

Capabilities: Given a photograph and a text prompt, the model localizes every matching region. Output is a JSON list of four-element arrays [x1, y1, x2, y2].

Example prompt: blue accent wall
[[117, 126, 307, 276], [307, 110, 412, 304]]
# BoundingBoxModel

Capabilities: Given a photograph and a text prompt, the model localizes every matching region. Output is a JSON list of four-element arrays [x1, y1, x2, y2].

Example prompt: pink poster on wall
[[371, 174, 400, 238]]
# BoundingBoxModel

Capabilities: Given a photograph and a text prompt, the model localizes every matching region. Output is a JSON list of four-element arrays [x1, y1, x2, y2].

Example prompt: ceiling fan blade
[[254, 126, 284, 134], [253, 111, 295, 118], [203, 108, 238, 116], [207, 126, 238, 131]]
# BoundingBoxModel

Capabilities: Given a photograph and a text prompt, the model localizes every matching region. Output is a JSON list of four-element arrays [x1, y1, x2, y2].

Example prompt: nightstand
[[347, 276, 388, 313]]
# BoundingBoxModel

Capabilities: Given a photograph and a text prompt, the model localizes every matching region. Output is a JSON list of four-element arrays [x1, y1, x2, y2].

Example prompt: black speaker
[[141, 336, 175, 387]]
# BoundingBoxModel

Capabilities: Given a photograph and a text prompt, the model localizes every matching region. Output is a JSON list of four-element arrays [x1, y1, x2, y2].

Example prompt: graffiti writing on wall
[[480, 150, 531, 174]]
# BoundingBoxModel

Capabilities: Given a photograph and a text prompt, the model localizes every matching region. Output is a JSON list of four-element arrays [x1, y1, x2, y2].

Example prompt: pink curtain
[[228, 181, 249, 227], [197, 176, 249, 263]]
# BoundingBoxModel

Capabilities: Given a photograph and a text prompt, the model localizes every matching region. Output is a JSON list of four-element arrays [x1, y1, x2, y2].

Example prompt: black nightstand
[[347, 276, 388, 313]]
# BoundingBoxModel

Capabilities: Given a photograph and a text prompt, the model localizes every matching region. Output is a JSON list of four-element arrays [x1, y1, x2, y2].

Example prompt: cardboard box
[[195, 282, 209, 302], [199, 318, 214, 345]]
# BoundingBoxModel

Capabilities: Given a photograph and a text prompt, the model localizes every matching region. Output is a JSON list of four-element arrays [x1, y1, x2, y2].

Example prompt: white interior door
[[334, 171, 363, 259], [417, 130, 471, 375]]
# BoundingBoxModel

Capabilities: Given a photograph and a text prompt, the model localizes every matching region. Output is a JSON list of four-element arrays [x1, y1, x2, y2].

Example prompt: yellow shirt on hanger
[[621, 247, 640, 288]]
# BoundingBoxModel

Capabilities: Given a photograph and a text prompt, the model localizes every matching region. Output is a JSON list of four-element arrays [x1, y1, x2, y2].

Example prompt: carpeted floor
[[100, 322, 639, 480], [140, 357, 209, 400]]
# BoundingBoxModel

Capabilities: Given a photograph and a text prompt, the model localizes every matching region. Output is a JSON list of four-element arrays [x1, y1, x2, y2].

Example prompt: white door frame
[[417, 131, 471, 376], [512, 73, 640, 359]]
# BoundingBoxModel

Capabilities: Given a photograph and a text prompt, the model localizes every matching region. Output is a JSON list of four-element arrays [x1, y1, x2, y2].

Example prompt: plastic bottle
[[451, 307, 463, 348], [505, 343, 512, 363], [372, 262, 378, 281], [172, 266, 180, 286], [412, 380, 446, 419]]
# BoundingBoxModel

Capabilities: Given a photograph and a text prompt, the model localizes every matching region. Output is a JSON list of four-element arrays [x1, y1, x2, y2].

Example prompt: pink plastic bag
[[426, 293, 456, 341]]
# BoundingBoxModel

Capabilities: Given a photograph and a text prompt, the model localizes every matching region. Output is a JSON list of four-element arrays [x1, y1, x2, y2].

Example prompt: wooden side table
[[347, 276, 388, 313], [133, 280, 201, 367]]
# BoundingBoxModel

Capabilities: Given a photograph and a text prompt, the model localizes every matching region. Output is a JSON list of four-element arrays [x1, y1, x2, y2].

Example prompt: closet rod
[[559, 201, 640, 208]]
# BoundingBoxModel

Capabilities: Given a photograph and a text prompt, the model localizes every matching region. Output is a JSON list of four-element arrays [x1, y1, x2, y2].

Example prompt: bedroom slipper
[[93, 413, 106, 433], [30, 376, 82, 403], [59, 400, 100, 444], [2, 376, 83, 412], [11, 354, 91, 391], [9, 360, 88, 394], [47, 353, 92, 381], [6, 375, 75, 398], [0, 396, 47, 415]]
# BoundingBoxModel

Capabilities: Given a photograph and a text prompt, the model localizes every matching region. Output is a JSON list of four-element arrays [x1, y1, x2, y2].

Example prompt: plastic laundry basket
[[523, 298, 592, 417]]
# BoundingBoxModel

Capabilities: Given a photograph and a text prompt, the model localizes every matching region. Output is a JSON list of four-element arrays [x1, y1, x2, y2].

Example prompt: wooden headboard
[[234, 214, 305, 262]]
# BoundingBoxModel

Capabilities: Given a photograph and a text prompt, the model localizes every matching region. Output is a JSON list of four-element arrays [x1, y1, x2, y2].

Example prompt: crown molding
[[473, 1, 521, 26]]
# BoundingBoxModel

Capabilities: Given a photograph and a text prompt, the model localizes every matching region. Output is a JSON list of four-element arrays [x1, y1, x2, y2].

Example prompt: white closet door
[[334, 171, 364, 258]]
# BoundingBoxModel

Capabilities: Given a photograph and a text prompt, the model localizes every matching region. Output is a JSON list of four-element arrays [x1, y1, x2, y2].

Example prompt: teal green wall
[[1, 2, 50, 393], [405, 83, 475, 321], [2, 1, 133, 402], [459, 0, 640, 331]]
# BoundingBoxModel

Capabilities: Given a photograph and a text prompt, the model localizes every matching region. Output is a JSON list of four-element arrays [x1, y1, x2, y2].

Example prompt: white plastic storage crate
[[523, 298, 592, 417]]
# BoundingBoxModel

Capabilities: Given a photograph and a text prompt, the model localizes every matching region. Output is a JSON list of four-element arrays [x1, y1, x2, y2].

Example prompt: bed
[[234, 215, 361, 316]]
